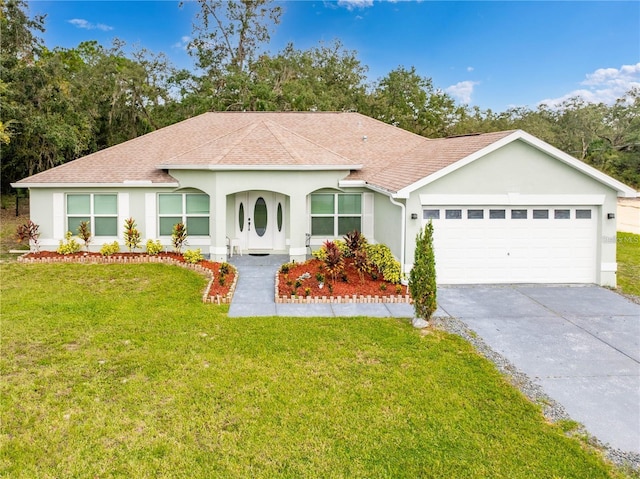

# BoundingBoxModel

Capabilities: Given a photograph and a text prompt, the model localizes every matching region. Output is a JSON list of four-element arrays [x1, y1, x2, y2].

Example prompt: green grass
[[617, 232, 640, 297], [1, 263, 627, 478]]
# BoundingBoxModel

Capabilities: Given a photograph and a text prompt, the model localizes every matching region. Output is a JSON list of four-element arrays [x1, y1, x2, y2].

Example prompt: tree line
[[2, 0, 638, 191]]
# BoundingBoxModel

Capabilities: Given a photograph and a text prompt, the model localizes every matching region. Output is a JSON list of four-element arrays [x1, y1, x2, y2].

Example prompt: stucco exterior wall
[[404, 140, 620, 286], [169, 169, 351, 261], [29, 187, 177, 252], [373, 192, 403, 259]]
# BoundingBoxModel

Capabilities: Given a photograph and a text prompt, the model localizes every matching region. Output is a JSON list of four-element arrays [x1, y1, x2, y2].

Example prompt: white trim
[[118, 193, 129, 239], [338, 179, 367, 187], [211, 246, 227, 256], [601, 262, 618, 272], [362, 192, 374, 238], [52, 193, 64, 239], [397, 130, 637, 198], [289, 247, 307, 256], [11, 182, 180, 188], [419, 193, 606, 206], [159, 164, 361, 171]]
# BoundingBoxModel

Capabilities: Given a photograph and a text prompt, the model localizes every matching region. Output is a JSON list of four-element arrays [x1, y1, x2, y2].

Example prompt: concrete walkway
[[227, 254, 415, 318]]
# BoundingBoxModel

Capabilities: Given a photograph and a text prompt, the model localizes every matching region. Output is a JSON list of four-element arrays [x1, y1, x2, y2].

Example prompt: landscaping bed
[[276, 257, 411, 304], [18, 251, 236, 304]]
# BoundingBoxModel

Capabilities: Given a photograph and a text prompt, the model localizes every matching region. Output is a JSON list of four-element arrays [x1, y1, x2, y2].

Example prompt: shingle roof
[[14, 112, 515, 193]]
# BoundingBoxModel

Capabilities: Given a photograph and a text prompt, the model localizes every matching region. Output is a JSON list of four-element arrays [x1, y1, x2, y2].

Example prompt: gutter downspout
[[388, 195, 406, 276]]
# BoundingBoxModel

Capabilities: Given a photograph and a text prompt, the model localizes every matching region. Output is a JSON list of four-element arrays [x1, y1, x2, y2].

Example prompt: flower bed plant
[[276, 233, 410, 303]]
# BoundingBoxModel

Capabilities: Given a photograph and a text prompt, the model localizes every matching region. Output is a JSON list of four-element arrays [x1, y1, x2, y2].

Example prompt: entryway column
[[210, 193, 227, 262], [288, 193, 307, 262]]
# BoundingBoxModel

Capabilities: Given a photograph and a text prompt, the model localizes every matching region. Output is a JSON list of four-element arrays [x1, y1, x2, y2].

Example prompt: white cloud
[[337, 0, 374, 10], [466, 66, 474, 72], [445, 80, 479, 104], [173, 36, 191, 50], [539, 63, 640, 108], [68, 18, 113, 32]]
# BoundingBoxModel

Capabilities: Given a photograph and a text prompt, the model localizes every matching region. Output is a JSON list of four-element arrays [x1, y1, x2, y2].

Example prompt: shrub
[[57, 232, 81, 255], [220, 262, 231, 275], [323, 240, 344, 284], [304, 287, 311, 297], [280, 263, 292, 274], [315, 272, 325, 284], [183, 248, 204, 264], [343, 230, 367, 257], [146, 239, 163, 255], [77, 221, 92, 251], [123, 217, 141, 252], [353, 248, 370, 283], [15, 220, 40, 252], [100, 241, 120, 256], [409, 221, 437, 320], [366, 243, 401, 284], [172, 222, 187, 253]]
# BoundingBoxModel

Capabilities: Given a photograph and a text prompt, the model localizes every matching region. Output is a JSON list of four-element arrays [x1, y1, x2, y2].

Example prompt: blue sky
[[29, 0, 640, 112]]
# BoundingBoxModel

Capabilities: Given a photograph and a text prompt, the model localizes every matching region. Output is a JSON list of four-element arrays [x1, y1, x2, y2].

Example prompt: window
[[445, 209, 462, 219], [467, 209, 484, 219], [533, 209, 549, 219], [310, 193, 361, 236], [511, 209, 528, 219], [423, 209, 440, 220], [554, 209, 570, 219], [576, 209, 592, 219], [489, 209, 506, 219], [66, 194, 117, 236], [159, 193, 210, 236]]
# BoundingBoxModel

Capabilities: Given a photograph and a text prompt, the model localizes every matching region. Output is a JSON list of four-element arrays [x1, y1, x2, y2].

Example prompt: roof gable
[[394, 130, 637, 198]]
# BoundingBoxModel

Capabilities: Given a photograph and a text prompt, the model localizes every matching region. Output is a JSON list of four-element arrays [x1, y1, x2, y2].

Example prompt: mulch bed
[[18, 251, 236, 304], [276, 258, 411, 304]]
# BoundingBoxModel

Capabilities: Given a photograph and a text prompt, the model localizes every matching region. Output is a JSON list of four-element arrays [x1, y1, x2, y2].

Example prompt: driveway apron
[[436, 284, 640, 454]]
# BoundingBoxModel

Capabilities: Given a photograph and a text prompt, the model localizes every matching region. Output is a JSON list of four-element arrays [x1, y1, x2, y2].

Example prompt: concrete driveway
[[436, 285, 640, 454]]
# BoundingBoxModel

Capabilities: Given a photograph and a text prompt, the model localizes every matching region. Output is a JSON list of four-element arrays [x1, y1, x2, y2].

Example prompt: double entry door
[[235, 191, 286, 252]]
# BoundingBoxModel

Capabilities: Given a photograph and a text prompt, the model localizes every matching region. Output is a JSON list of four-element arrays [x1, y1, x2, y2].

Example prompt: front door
[[235, 191, 286, 252]]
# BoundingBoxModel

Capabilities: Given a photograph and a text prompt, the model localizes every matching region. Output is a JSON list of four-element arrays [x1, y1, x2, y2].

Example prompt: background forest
[[1, 0, 638, 192]]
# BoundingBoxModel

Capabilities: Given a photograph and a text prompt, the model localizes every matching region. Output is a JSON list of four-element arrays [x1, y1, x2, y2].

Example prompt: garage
[[423, 204, 598, 284]]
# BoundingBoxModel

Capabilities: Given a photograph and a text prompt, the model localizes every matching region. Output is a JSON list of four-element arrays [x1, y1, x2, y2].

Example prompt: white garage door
[[423, 206, 597, 284]]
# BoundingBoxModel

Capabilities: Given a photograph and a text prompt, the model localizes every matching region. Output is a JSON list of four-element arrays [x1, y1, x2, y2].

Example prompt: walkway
[[227, 254, 415, 318]]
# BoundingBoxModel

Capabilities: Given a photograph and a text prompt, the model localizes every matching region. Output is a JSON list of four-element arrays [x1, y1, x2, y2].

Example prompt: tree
[[409, 222, 437, 321], [187, 0, 282, 75], [364, 66, 461, 137]]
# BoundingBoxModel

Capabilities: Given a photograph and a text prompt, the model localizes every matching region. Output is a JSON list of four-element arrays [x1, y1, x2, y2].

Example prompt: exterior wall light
[[411, 213, 418, 220], [607, 213, 615, 219]]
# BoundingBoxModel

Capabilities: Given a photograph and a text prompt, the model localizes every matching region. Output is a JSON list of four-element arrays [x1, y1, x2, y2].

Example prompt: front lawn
[[0, 263, 625, 478], [617, 232, 640, 297]]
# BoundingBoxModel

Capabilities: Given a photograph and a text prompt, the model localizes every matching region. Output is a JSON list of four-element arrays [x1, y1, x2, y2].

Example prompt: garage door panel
[[425, 206, 596, 284]]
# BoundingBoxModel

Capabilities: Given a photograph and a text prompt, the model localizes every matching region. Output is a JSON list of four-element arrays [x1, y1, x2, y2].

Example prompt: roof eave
[[159, 164, 363, 171], [11, 181, 181, 188]]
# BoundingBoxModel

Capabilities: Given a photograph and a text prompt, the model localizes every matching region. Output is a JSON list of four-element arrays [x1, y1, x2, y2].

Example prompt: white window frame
[[66, 193, 118, 237], [158, 193, 210, 237], [310, 193, 362, 237]]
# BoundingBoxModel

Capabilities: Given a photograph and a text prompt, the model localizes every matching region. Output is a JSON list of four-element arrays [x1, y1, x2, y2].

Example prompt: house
[[12, 112, 637, 286]]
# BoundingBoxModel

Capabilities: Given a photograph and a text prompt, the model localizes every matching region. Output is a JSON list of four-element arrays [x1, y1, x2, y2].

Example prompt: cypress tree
[[409, 221, 437, 320]]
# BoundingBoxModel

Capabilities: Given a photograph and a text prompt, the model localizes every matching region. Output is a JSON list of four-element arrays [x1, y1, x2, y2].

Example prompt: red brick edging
[[17, 253, 237, 305]]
